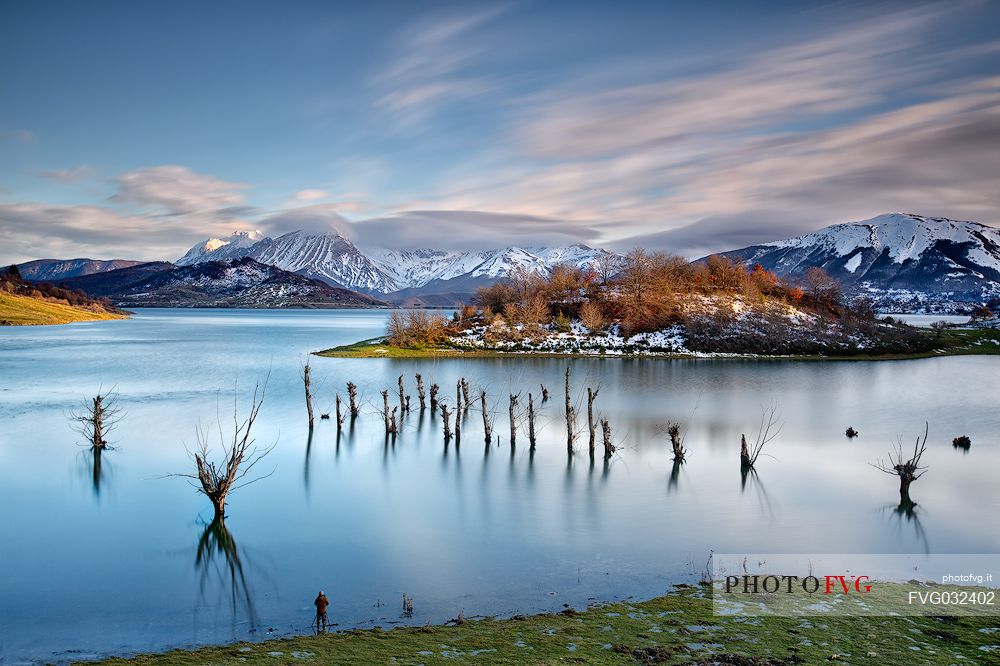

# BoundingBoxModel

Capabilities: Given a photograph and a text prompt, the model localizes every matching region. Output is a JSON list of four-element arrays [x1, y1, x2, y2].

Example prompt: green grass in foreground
[[314, 329, 1000, 360], [95, 585, 1000, 665], [0, 292, 127, 326]]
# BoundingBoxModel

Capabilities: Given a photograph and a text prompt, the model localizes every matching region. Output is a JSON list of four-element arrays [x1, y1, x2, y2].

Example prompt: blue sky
[[1, 0, 999, 263]]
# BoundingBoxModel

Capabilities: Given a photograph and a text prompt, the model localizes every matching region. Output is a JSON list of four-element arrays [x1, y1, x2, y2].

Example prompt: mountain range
[[16, 212, 1000, 313], [58, 257, 387, 308], [176, 230, 624, 304], [717, 213, 1000, 311]]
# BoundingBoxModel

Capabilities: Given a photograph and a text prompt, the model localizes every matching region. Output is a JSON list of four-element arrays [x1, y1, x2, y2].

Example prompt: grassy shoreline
[[0, 292, 128, 326], [315, 328, 1000, 361], [93, 584, 1000, 665]]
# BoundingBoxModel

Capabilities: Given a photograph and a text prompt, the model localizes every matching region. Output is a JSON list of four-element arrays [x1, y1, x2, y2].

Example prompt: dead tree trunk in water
[[601, 418, 615, 460], [430, 384, 440, 413], [398, 375, 407, 414], [461, 378, 471, 412], [565, 368, 575, 454], [441, 404, 452, 443], [173, 381, 273, 520], [456, 380, 462, 414], [587, 387, 599, 455], [389, 407, 398, 436], [665, 422, 685, 461], [335, 394, 345, 432], [303, 362, 315, 430], [527, 393, 537, 451], [347, 382, 359, 418], [415, 374, 426, 411], [740, 434, 751, 468], [381, 390, 391, 435], [480, 390, 492, 444], [541, 384, 550, 402], [872, 422, 929, 508], [454, 399, 461, 445], [509, 394, 518, 447], [71, 391, 124, 451]]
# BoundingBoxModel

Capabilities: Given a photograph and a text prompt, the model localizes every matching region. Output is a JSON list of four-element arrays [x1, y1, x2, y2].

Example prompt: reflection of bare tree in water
[[880, 502, 930, 555], [668, 458, 682, 492], [78, 447, 110, 499], [739, 466, 774, 518], [194, 516, 259, 637]]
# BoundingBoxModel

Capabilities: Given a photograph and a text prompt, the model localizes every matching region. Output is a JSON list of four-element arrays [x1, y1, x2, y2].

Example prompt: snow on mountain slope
[[178, 231, 625, 296], [717, 213, 1000, 310], [248, 231, 401, 292], [176, 230, 264, 265]]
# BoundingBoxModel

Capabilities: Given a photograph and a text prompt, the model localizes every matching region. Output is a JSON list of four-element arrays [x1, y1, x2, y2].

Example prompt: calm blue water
[[1, 309, 998, 663]]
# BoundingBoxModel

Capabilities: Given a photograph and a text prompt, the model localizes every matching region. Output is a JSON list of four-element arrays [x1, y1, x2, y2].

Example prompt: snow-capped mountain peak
[[176, 232, 625, 300], [176, 230, 264, 266], [718, 212, 1000, 310]]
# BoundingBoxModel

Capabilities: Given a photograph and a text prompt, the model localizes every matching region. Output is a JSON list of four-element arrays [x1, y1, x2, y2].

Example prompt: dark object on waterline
[[320, 413, 330, 420], [845, 426, 859, 438], [952, 435, 971, 449]]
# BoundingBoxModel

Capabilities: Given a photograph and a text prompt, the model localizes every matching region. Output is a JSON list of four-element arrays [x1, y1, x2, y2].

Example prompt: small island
[[0, 265, 128, 326], [318, 253, 1000, 360]]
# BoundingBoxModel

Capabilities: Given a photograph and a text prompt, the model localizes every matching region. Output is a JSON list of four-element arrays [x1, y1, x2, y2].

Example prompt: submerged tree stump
[[480, 390, 492, 445], [528, 393, 537, 451], [415, 374, 426, 411], [303, 362, 315, 430], [587, 387, 599, 455], [347, 382, 359, 418], [509, 394, 518, 447], [430, 384, 440, 413]]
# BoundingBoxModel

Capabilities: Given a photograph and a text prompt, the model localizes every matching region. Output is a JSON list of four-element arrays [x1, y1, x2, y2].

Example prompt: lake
[[1, 309, 998, 664]]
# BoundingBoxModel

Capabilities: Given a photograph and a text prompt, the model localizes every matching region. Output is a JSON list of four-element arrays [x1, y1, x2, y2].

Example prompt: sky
[[1, 0, 999, 263]]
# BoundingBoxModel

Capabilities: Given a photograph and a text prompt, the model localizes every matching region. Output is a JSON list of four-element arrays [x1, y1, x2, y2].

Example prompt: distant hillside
[[64, 257, 389, 308], [714, 213, 1000, 313], [0, 266, 128, 325], [17, 258, 142, 282]]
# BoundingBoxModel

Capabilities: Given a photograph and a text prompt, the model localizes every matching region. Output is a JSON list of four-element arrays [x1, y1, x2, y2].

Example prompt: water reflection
[[194, 516, 260, 638], [78, 447, 111, 498], [882, 502, 931, 554]]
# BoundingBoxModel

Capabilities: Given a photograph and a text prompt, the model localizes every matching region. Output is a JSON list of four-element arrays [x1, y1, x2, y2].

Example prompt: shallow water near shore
[[1, 308, 998, 664]]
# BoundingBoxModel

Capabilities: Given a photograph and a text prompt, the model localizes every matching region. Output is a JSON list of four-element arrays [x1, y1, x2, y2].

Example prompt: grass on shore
[[315, 328, 1000, 360], [95, 584, 1000, 665], [0, 292, 128, 326]]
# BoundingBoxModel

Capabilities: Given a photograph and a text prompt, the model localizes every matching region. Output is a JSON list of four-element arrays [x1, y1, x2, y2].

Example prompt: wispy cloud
[[371, 6, 507, 126], [37, 165, 96, 184]]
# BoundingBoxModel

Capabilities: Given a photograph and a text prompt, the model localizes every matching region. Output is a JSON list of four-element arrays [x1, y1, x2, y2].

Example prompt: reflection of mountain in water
[[195, 517, 259, 637]]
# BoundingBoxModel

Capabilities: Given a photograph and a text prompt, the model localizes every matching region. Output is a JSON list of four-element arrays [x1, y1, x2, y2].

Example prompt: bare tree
[[596, 252, 618, 285], [456, 380, 463, 413], [509, 393, 519, 447], [461, 378, 471, 411], [381, 390, 391, 435], [415, 374, 426, 410], [659, 421, 686, 462], [565, 368, 575, 454], [335, 394, 345, 431], [527, 393, 538, 450], [347, 382, 359, 418], [70, 390, 124, 450], [303, 362, 315, 430], [601, 418, 616, 459], [430, 384, 440, 413], [174, 382, 274, 519], [740, 405, 781, 470], [480, 390, 493, 444], [587, 387, 599, 454], [872, 423, 929, 507], [441, 404, 452, 443]]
